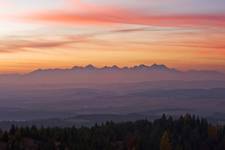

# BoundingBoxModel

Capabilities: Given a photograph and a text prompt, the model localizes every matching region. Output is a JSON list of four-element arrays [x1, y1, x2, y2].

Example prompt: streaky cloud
[[24, 1, 225, 28]]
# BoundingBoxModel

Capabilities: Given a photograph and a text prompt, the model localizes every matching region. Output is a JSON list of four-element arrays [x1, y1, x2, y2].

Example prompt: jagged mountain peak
[[85, 64, 96, 69], [150, 64, 169, 70]]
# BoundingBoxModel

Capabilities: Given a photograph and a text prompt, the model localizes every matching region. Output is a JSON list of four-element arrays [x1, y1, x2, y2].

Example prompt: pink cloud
[[24, 0, 225, 28], [27, 11, 225, 27], [0, 1, 12, 7]]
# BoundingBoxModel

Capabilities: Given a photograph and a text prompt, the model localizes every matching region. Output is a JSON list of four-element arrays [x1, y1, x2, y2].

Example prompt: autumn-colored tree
[[160, 131, 172, 150], [208, 125, 218, 141]]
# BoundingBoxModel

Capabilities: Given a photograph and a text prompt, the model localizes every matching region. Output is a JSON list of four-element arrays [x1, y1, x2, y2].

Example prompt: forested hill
[[0, 114, 224, 150]]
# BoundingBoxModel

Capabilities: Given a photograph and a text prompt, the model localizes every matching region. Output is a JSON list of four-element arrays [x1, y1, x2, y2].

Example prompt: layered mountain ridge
[[0, 64, 224, 86]]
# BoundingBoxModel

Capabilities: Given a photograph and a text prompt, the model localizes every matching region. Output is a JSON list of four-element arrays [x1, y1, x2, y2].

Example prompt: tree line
[[0, 114, 224, 150]]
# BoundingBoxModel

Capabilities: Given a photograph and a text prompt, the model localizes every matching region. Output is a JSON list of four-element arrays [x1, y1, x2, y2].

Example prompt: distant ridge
[[31, 64, 223, 74], [30, 64, 179, 74], [0, 64, 225, 85], [25, 64, 225, 81]]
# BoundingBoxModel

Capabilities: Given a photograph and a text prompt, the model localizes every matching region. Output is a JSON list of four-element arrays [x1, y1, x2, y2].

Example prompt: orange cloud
[[0, 35, 89, 53], [0, 27, 152, 53]]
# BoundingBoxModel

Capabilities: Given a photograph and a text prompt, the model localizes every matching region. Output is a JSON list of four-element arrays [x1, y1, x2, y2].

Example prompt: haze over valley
[[0, 64, 225, 127]]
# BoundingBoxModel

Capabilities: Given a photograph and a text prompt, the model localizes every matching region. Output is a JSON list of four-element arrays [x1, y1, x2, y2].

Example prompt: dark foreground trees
[[0, 114, 224, 150]]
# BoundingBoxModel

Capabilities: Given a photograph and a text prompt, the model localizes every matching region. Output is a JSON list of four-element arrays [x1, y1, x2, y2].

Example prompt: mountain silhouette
[[29, 64, 177, 74], [0, 64, 224, 85]]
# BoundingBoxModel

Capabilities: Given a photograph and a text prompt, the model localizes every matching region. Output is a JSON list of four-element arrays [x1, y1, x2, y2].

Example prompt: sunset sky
[[0, 0, 225, 73]]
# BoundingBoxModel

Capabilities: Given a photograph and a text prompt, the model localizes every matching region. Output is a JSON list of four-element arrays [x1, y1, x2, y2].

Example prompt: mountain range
[[0, 64, 224, 86], [25, 64, 178, 75], [27, 64, 224, 75]]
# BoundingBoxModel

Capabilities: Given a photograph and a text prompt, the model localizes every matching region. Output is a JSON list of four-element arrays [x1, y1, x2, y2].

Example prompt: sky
[[0, 0, 225, 73]]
